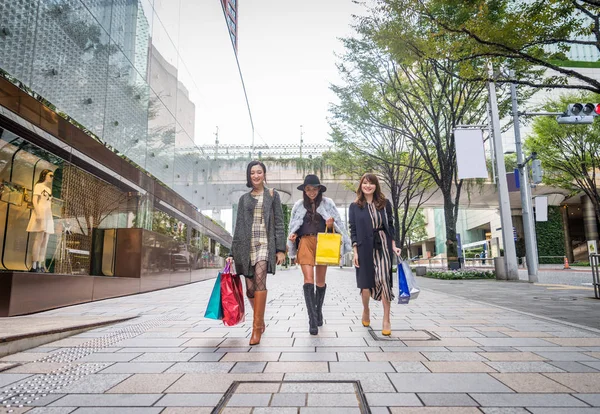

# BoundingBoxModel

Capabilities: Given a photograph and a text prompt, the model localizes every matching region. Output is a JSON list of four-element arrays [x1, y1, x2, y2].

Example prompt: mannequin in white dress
[[26, 169, 55, 272]]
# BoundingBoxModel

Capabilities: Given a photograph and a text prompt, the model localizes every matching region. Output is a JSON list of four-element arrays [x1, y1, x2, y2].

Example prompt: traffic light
[[556, 103, 600, 124], [531, 159, 543, 184]]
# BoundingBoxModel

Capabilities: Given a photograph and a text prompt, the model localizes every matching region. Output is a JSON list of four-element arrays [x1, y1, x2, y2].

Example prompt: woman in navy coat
[[349, 173, 401, 336]]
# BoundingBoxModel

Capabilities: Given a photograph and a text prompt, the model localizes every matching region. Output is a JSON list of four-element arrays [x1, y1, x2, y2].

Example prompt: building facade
[[0, 0, 239, 315]]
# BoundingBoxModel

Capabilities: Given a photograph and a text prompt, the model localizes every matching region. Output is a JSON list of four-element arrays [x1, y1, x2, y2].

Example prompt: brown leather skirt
[[297, 235, 317, 266]]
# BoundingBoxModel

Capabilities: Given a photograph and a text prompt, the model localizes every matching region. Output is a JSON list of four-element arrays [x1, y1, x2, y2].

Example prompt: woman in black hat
[[287, 175, 351, 335]]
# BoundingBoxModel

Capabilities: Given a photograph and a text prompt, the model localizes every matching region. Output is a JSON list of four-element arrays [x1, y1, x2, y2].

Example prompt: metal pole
[[488, 62, 519, 280], [510, 71, 539, 282]]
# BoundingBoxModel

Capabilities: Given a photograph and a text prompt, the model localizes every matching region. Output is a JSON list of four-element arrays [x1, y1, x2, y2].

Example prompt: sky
[[174, 0, 366, 148]]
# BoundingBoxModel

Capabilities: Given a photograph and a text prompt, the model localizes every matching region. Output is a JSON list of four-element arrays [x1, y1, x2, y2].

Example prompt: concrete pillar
[[561, 205, 574, 263], [421, 242, 428, 259], [582, 195, 599, 242]]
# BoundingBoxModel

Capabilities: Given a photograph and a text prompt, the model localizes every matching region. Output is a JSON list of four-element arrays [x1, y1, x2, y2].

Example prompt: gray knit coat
[[230, 188, 286, 276]]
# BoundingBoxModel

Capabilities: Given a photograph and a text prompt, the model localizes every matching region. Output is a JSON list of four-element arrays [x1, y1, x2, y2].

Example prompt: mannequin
[[26, 169, 55, 272]]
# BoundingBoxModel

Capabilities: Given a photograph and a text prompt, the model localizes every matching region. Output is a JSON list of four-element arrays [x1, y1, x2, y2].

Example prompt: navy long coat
[[348, 199, 396, 289]]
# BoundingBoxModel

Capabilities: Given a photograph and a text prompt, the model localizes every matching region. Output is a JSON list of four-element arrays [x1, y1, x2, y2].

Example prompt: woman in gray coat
[[227, 161, 286, 345]]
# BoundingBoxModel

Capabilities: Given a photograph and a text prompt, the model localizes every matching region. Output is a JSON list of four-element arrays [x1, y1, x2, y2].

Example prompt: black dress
[[348, 200, 395, 302]]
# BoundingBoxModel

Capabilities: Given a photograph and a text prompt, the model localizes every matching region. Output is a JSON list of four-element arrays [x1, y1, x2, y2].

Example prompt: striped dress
[[368, 202, 394, 302]]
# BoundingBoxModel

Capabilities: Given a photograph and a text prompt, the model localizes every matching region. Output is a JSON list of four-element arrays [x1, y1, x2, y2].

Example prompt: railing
[[591, 254, 600, 299], [408, 257, 495, 269]]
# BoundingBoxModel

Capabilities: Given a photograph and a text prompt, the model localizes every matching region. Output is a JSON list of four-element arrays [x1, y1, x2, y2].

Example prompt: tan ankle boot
[[250, 290, 267, 345], [247, 296, 265, 333]]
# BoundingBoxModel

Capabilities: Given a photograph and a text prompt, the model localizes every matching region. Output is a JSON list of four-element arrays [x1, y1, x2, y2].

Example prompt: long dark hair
[[36, 169, 53, 184], [303, 188, 323, 223], [245, 160, 267, 188], [355, 173, 387, 210]]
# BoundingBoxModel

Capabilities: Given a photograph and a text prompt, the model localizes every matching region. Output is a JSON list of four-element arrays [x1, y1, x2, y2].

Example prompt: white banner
[[454, 129, 488, 179], [535, 196, 548, 222]]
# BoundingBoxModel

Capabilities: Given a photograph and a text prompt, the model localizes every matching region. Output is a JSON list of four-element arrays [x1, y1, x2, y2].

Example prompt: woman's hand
[[289, 233, 297, 242], [353, 246, 359, 268], [276, 252, 286, 265], [226, 257, 233, 264], [326, 217, 334, 228], [393, 246, 401, 257]]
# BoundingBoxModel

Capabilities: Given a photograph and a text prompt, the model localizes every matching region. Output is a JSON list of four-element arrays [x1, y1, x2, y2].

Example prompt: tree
[[526, 93, 600, 223], [378, 0, 600, 93], [332, 8, 498, 263]]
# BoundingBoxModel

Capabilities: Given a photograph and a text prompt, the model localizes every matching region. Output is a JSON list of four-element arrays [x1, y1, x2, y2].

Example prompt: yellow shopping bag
[[315, 228, 342, 265]]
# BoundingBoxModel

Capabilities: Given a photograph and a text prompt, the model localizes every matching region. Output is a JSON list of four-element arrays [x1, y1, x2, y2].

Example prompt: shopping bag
[[402, 261, 420, 300], [204, 272, 223, 320], [315, 228, 342, 265], [220, 263, 246, 326], [397, 262, 411, 304]]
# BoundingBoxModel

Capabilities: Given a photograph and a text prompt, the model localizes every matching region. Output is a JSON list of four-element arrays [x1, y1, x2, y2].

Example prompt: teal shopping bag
[[204, 273, 223, 320]]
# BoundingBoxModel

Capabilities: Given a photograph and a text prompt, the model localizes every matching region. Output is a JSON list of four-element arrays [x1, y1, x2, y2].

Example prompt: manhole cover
[[368, 329, 440, 341], [211, 380, 371, 414]]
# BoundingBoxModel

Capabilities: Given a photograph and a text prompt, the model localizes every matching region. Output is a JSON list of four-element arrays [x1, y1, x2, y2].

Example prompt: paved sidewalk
[[0, 267, 599, 413]]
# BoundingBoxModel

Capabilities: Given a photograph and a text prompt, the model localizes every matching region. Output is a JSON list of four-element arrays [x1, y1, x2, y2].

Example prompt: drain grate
[[1, 313, 182, 412], [368, 329, 440, 342], [211, 380, 371, 414]]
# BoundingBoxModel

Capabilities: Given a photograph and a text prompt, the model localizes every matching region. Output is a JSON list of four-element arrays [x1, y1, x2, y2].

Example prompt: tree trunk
[[443, 194, 458, 267]]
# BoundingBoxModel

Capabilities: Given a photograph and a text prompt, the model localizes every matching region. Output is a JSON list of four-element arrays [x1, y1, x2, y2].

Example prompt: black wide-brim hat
[[297, 174, 327, 192]]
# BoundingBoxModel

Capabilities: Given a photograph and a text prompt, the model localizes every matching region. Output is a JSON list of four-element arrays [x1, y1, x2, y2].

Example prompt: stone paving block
[[479, 409, 530, 414], [236, 382, 281, 393], [548, 361, 599, 372], [164, 362, 234, 373], [544, 373, 600, 393], [490, 373, 575, 393], [367, 352, 425, 362], [380, 347, 447, 352], [284, 373, 395, 392], [418, 393, 478, 406], [504, 332, 555, 338], [270, 392, 306, 406], [299, 408, 361, 414], [391, 362, 430, 372], [546, 338, 600, 347], [581, 361, 600, 370], [0, 352, 55, 362], [422, 352, 486, 362], [181, 338, 226, 347], [484, 362, 565, 373], [227, 393, 272, 407], [106, 373, 183, 393], [188, 353, 225, 362], [307, 393, 359, 406], [317, 347, 380, 353], [423, 361, 497, 373], [155, 393, 224, 406], [77, 353, 141, 362], [389, 408, 482, 413], [365, 392, 422, 406], [253, 408, 297, 414], [160, 409, 212, 414], [479, 352, 547, 361], [527, 409, 600, 414], [131, 353, 197, 362], [294, 338, 368, 347], [470, 393, 588, 407], [116, 347, 186, 353], [533, 352, 600, 362], [217, 348, 252, 353], [165, 373, 283, 393], [329, 361, 395, 373], [49, 393, 162, 406], [220, 338, 294, 347], [230, 362, 267, 373], [56, 374, 131, 393], [279, 352, 337, 361], [337, 352, 368, 361], [27, 408, 77, 414], [221, 352, 280, 362], [514, 347, 583, 352], [388, 373, 513, 393], [473, 338, 557, 347], [249, 347, 315, 353], [113, 338, 189, 347], [69, 409, 163, 414], [573, 394, 600, 406], [99, 362, 174, 374], [477, 347, 519, 353], [264, 362, 328, 373], [0, 373, 32, 388], [5, 362, 65, 374]]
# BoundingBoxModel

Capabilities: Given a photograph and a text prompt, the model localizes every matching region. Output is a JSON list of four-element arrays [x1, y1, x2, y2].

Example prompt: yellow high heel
[[381, 329, 391, 336], [362, 320, 370, 327]]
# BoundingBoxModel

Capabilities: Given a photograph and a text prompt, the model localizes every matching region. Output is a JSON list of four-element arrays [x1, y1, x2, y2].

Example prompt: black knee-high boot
[[315, 284, 327, 327], [303, 283, 318, 335]]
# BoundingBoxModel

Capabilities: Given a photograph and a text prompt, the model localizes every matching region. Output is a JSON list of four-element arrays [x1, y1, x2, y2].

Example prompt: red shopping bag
[[220, 263, 246, 326]]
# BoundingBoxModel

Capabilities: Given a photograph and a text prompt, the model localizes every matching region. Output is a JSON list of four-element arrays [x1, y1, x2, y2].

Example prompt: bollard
[[563, 256, 571, 270]]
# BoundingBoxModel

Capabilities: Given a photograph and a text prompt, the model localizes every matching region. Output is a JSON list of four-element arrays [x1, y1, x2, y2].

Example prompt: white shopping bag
[[402, 261, 420, 300]]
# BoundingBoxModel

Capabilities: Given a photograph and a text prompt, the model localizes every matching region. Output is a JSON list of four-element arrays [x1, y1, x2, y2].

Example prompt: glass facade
[[0, 0, 243, 280]]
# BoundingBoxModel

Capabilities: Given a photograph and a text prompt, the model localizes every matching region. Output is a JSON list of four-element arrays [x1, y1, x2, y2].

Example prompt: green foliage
[[424, 270, 495, 280], [377, 0, 599, 93], [525, 92, 600, 223], [571, 261, 590, 267], [535, 206, 565, 264], [152, 210, 187, 242]]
